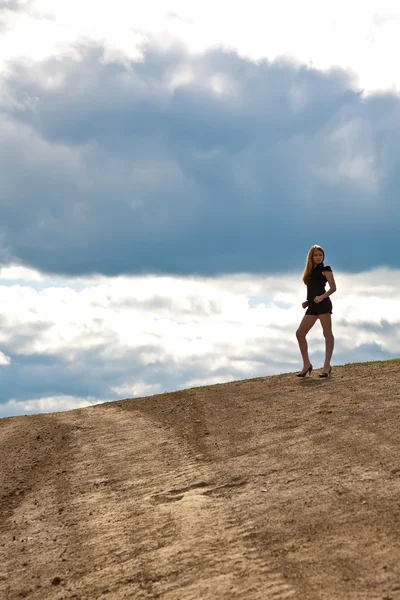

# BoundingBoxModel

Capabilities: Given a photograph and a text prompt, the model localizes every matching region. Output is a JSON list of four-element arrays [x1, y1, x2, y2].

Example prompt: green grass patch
[[344, 358, 400, 367]]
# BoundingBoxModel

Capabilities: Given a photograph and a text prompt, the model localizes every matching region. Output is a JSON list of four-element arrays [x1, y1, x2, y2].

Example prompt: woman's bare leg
[[296, 315, 318, 369], [319, 313, 334, 371]]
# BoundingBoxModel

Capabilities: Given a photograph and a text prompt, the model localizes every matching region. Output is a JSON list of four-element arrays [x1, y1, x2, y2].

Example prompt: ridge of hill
[[1, 361, 400, 600]]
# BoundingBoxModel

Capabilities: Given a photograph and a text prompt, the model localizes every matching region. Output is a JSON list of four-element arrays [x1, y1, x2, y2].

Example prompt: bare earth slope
[[1, 362, 400, 600]]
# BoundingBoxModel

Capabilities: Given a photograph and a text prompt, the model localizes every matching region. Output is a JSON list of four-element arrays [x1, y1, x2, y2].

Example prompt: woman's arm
[[314, 271, 336, 303]]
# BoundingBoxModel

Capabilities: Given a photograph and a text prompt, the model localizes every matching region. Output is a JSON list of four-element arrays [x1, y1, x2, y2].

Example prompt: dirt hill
[[1, 361, 400, 600]]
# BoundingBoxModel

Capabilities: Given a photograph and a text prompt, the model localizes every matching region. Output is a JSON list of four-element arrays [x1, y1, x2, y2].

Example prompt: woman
[[296, 245, 336, 378]]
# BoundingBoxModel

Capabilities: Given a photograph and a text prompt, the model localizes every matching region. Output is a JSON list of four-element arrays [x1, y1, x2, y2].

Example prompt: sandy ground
[[1, 361, 400, 600]]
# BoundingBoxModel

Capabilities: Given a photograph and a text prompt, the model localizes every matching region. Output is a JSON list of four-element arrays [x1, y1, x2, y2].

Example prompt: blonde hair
[[302, 245, 325, 284]]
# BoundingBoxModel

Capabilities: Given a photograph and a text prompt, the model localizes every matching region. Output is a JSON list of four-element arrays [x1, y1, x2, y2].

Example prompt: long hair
[[302, 245, 325, 284]]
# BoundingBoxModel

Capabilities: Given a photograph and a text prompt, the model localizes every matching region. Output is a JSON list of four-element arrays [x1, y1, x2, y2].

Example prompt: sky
[[1, 0, 400, 417]]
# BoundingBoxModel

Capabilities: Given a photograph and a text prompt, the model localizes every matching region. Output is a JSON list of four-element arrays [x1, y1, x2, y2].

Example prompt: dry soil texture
[[1, 361, 400, 600]]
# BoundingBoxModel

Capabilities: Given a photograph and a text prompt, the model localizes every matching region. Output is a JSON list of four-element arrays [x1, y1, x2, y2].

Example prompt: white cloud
[[0, 394, 104, 418], [1, 1, 400, 92], [1, 267, 400, 418], [110, 381, 162, 398], [1, 269, 400, 361], [0, 351, 11, 365], [0, 264, 43, 281]]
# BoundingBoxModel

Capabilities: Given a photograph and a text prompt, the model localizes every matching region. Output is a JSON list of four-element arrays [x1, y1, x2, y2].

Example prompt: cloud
[[0, 0, 32, 33], [0, 394, 104, 418], [0, 350, 11, 365], [1, 268, 400, 417], [0, 1, 30, 12], [0, 264, 43, 281], [1, 41, 400, 277], [3, 1, 400, 92]]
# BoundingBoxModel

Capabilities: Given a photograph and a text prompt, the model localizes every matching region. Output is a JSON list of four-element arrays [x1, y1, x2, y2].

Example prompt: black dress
[[305, 264, 332, 316]]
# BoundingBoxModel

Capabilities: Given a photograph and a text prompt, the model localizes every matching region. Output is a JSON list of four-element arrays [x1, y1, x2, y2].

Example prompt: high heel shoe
[[319, 366, 332, 378], [296, 364, 313, 378]]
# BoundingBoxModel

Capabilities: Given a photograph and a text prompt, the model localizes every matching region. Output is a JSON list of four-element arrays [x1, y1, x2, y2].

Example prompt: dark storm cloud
[[1, 40, 400, 276]]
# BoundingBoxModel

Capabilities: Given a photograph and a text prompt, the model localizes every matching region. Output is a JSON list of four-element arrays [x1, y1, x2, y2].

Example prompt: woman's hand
[[302, 301, 309, 309], [314, 295, 323, 304]]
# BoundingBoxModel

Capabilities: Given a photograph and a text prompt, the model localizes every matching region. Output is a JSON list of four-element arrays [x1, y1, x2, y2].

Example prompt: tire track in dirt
[[32, 402, 297, 600], [112, 399, 298, 600], [0, 414, 82, 600], [151, 478, 296, 600], [53, 406, 183, 600], [0, 417, 71, 520], [47, 405, 219, 600]]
